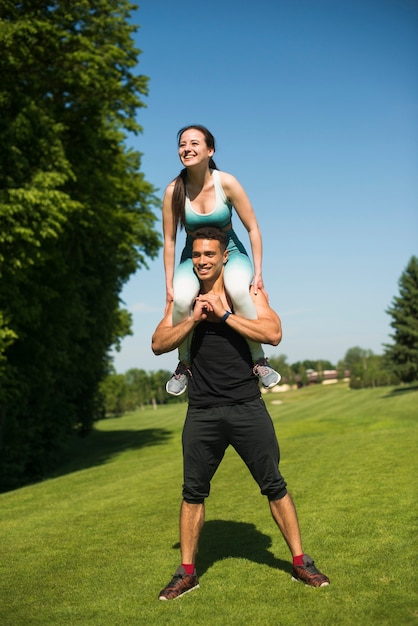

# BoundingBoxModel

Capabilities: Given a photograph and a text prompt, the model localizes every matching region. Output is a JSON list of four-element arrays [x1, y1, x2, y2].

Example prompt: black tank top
[[188, 320, 260, 407]]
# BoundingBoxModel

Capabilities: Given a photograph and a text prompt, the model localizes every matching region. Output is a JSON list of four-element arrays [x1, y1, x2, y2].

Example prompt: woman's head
[[177, 125, 216, 153], [172, 125, 218, 229]]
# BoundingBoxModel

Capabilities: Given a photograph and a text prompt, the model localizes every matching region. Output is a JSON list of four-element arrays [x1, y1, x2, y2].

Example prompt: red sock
[[182, 563, 195, 575], [293, 554, 305, 567]]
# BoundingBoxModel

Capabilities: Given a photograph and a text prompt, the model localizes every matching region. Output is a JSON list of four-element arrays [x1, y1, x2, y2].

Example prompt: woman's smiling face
[[178, 128, 214, 168]]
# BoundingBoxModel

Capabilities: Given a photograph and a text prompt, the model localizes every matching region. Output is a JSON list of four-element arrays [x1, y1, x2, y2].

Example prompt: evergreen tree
[[384, 256, 418, 383], [0, 1, 161, 490]]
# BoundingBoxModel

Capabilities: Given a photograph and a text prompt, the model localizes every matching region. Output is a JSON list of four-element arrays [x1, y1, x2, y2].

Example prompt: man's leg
[[180, 500, 205, 564], [270, 493, 330, 587], [158, 501, 203, 601], [227, 400, 329, 587], [269, 492, 303, 556]]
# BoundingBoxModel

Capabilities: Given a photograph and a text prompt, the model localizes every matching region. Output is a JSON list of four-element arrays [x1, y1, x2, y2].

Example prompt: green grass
[[1, 383, 417, 625]]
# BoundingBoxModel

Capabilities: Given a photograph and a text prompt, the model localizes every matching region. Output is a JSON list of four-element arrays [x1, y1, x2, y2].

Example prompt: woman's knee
[[173, 280, 199, 317], [173, 294, 195, 316]]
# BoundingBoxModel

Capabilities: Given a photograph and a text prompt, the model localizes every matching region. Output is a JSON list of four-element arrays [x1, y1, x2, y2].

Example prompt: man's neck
[[199, 274, 225, 296]]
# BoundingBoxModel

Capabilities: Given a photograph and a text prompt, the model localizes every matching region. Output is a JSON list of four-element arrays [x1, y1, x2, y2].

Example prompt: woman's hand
[[164, 287, 174, 315], [253, 273, 264, 296]]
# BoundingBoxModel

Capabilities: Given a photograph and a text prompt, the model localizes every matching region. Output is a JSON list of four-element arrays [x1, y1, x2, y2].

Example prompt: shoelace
[[253, 363, 269, 376], [299, 560, 321, 574], [174, 364, 192, 379]]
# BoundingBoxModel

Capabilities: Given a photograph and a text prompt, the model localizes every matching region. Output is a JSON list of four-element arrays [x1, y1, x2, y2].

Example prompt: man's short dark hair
[[192, 227, 227, 252]]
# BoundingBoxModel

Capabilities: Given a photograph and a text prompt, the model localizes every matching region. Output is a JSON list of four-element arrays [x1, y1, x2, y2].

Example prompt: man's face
[[192, 238, 228, 281]]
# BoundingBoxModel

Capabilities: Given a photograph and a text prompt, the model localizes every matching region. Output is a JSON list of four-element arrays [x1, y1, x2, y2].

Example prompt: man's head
[[192, 227, 228, 284]]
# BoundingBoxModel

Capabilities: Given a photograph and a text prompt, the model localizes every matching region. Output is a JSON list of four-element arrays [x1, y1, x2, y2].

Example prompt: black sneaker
[[158, 565, 200, 600], [291, 554, 330, 587], [165, 362, 191, 396]]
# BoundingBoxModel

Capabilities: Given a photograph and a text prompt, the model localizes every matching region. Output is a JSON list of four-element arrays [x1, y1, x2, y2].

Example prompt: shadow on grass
[[173, 519, 291, 576], [384, 384, 418, 396], [51, 426, 173, 479]]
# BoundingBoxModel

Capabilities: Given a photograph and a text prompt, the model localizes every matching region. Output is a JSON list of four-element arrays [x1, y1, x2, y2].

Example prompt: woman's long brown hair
[[172, 125, 218, 231]]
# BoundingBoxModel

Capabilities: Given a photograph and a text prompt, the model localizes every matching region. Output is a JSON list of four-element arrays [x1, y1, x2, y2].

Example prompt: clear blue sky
[[111, 0, 418, 374]]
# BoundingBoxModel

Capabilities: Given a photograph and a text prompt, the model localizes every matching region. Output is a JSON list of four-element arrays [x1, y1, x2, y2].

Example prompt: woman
[[163, 124, 280, 395]]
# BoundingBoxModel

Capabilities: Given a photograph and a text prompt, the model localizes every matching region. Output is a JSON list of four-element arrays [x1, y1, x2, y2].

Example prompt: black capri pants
[[182, 397, 288, 504]]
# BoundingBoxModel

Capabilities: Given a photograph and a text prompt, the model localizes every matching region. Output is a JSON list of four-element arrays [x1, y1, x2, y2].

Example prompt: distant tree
[[342, 347, 367, 372], [99, 373, 128, 416], [297, 364, 309, 387], [315, 360, 324, 384], [100, 369, 179, 416], [384, 256, 418, 383], [290, 359, 335, 374], [336, 359, 347, 381], [346, 349, 398, 389], [290, 361, 303, 375], [124, 368, 151, 409], [0, 1, 161, 491], [267, 355, 295, 385]]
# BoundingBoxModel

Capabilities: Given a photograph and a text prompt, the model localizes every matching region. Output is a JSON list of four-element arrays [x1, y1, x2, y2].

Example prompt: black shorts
[[182, 397, 287, 504]]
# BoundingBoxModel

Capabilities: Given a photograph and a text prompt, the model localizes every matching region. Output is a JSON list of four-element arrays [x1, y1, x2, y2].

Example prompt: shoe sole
[[159, 583, 200, 600], [165, 383, 188, 396], [291, 575, 329, 587], [262, 373, 282, 389]]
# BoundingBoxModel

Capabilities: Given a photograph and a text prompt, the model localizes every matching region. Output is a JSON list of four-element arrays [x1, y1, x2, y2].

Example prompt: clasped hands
[[192, 293, 226, 321]]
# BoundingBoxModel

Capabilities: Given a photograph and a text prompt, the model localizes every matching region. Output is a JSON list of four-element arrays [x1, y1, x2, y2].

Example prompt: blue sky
[[111, 0, 418, 374]]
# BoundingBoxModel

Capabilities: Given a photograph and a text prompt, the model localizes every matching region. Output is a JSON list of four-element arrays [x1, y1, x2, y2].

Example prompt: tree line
[[101, 254, 418, 415], [98, 346, 396, 415]]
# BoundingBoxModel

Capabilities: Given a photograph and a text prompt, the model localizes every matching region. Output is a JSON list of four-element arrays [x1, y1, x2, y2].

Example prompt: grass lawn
[[1, 383, 417, 625]]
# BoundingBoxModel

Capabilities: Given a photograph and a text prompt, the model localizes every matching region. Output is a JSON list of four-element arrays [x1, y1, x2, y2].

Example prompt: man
[[152, 226, 329, 600]]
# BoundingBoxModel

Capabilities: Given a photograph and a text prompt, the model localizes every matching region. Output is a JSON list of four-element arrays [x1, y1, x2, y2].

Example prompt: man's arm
[[196, 287, 282, 346], [151, 301, 208, 356]]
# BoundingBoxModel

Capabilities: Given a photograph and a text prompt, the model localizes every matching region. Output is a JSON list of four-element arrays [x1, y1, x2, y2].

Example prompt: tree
[[343, 347, 367, 372], [348, 352, 397, 389], [384, 256, 418, 383], [99, 372, 128, 416], [0, 1, 161, 491], [267, 354, 295, 386], [99, 369, 177, 415], [336, 359, 347, 381], [290, 359, 335, 374]]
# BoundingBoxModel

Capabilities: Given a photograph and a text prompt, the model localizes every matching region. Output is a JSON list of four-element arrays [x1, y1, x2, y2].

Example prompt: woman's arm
[[220, 172, 264, 293], [162, 182, 177, 310]]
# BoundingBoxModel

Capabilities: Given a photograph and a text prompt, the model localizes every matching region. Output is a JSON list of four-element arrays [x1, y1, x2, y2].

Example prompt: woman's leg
[[223, 249, 280, 388], [223, 253, 265, 362], [172, 258, 200, 364]]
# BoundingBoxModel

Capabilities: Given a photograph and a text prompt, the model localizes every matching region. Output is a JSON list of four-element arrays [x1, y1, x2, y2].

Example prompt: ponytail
[[172, 169, 187, 231]]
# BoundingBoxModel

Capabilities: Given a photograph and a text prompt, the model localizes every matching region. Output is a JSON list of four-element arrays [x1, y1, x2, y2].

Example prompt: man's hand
[[194, 294, 226, 320], [152, 302, 200, 356], [192, 297, 211, 321]]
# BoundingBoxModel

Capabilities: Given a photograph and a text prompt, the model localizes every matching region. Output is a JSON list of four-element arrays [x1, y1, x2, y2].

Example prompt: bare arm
[[196, 287, 282, 346], [220, 171, 264, 293], [162, 182, 177, 310], [152, 301, 209, 355]]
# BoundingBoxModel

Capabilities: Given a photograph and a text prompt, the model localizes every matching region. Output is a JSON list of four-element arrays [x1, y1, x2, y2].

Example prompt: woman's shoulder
[[163, 179, 176, 197], [217, 170, 241, 195]]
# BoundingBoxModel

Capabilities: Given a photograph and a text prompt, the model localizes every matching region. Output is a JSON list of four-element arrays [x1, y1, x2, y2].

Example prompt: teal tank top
[[184, 169, 232, 231]]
